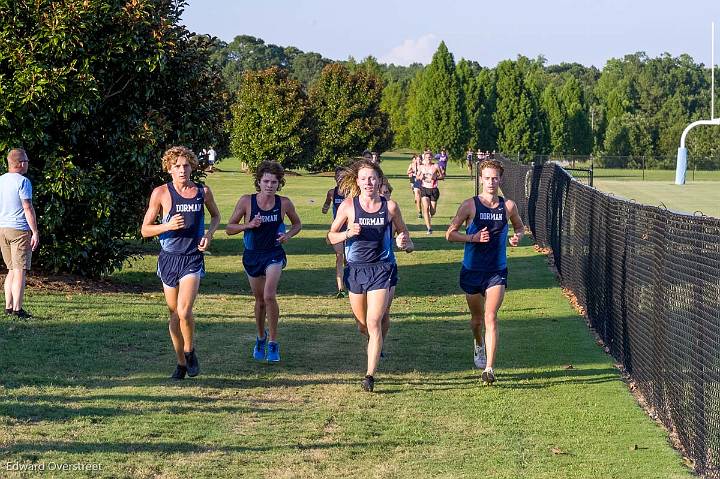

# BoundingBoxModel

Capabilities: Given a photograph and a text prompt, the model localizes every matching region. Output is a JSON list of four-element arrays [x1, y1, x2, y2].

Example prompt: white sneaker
[[473, 340, 487, 369]]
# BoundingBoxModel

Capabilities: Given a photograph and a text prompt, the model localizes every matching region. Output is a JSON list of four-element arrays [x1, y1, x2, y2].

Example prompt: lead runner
[[445, 159, 524, 385], [141, 146, 221, 380], [327, 159, 413, 392]]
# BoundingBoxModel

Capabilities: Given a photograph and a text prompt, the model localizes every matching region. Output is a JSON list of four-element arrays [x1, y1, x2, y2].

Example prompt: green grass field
[[568, 167, 720, 218], [0, 153, 692, 478]]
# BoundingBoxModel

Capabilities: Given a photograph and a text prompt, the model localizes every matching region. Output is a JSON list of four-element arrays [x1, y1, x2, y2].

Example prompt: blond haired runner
[[445, 159, 524, 385], [141, 146, 221, 380], [327, 159, 413, 392]]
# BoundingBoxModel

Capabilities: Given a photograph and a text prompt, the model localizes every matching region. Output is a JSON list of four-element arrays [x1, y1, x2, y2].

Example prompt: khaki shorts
[[0, 228, 32, 270]]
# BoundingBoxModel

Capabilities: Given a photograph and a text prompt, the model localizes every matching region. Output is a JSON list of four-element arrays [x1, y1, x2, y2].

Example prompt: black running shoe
[[481, 367, 496, 386], [13, 308, 32, 319], [4, 308, 12, 315], [184, 349, 200, 377], [171, 364, 187, 380], [361, 375, 375, 392]]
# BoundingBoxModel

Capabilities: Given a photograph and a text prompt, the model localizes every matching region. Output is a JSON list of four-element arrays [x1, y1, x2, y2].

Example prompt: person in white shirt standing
[[207, 147, 216, 172], [0, 148, 40, 319]]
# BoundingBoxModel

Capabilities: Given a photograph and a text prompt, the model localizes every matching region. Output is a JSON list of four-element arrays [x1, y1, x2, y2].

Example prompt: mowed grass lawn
[[589, 167, 720, 218], [0, 153, 691, 478]]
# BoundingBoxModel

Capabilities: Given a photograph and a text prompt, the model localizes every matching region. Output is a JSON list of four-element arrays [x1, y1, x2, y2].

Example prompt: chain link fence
[[498, 154, 720, 478]]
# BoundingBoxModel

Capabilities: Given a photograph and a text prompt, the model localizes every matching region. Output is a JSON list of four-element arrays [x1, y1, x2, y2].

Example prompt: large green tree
[[230, 67, 315, 171], [407, 42, 465, 158], [494, 60, 536, 154], [0, 0, 228, 276], [380, 80, 410, 147], [309, 63, 392, 172], [456, 59, 482, 151], [475, 69, 498, 151], [560, 76, 593, 154], [542, 83, 568, 154]]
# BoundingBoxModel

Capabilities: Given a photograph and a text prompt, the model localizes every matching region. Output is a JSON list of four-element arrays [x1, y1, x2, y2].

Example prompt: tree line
[[210, 35, 720, 169], [3, 2, 718, 277]]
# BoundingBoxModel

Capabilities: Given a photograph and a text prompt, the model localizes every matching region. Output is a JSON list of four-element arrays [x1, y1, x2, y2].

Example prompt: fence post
[[474, 157, 480, 197]]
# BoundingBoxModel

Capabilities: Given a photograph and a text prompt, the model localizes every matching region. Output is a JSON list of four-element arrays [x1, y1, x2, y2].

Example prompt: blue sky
[[181, 0, 720, 68]]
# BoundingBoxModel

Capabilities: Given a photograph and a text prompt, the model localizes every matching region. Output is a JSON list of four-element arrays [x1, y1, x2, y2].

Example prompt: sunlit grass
[[0, 153, 691, 478]]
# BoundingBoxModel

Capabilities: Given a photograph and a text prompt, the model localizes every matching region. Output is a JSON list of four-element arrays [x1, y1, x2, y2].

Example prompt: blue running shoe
[[253, 331, 268, 360], [267, 341, 280, 362]]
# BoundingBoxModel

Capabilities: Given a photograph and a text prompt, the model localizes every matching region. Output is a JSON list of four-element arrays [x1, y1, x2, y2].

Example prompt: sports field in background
[[0, 153, 691, 478], [585, 168, 720, 218]]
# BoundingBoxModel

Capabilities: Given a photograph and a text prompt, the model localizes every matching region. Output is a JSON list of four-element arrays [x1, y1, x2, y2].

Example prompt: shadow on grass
[[6, 438, 423, 455], [1, 400, 277, 423], [0, 312, 615, 392]]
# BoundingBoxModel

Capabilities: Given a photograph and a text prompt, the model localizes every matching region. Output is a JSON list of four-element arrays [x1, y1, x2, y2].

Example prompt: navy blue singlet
[[159, 182, 205, 255], [345, 196, 394, 264], [244, 194, 285, 251], [462, 196, 508, 271], [332, 186, 345, 219]]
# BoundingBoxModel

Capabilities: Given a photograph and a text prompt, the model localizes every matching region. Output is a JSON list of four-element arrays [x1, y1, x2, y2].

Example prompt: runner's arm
[[321, 188, 333, 214], [445, 200, 475, 243], [226, 195, 253, 235], [198, 186, 221, 251], [506, 199, 525, 246], [327, 199, 357, 245], [278, 197, 302, 243], [141, 186, 182, 238], [389, 200, 413, 252]]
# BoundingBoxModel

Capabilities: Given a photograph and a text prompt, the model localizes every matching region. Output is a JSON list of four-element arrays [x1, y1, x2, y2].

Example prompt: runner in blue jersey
[[406, 154, 422, 218], [226, 161, 302, 363], [322, 167, 347, 298], [466, 148, 474, 177], [328, 159, 414, 392], [445, 159, 524, 385], [141, 146, 221, 380]]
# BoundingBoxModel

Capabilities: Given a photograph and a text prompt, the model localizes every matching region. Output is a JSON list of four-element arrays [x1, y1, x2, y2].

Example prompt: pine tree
[[560, 76, 592, 154], [476, 69, 498, 151], [494, 60, 535, 154], [380, 80, 410, 147], [542, 83, 568, 154], [457, 59, 481, 151], [406, 42, 465, 158]]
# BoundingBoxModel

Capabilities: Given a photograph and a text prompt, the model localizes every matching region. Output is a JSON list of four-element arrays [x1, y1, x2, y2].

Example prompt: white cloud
[[379, 34, 439, 66]]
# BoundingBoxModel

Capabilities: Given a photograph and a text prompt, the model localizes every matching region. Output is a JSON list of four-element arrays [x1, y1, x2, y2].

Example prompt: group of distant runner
[[36, 145, 518, 392]]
